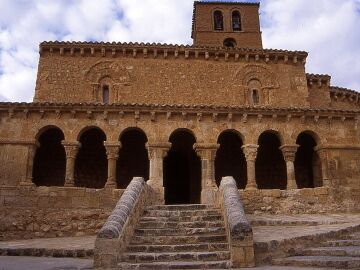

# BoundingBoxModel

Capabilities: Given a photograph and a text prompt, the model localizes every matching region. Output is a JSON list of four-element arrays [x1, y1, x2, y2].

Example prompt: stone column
[[241, 144, 259, 190], [280, 144, 299, 190], [193, 143, 219, 204], [62, 141, 81, 187], [315, 148, 331, 187], [104, 142, 121, 188], [20, 141, 39, 186], [146, 142, 171, 204]]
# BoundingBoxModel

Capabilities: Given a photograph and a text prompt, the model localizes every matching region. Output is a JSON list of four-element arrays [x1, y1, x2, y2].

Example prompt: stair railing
[[219, 176, 255, 268], [94, 177, 155, 269]]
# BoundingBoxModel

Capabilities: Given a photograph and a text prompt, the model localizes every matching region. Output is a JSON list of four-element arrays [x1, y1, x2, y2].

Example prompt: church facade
[[1, 1, 360, 240]]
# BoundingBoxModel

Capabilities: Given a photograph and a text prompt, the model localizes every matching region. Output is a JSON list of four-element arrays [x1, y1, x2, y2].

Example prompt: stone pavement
[[0, 256, 93, 270], [0, 213, 359, 269]]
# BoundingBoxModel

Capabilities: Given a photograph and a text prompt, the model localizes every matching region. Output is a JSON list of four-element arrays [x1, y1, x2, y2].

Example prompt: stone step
[[143, 209, 221, 218], [301, 246, 360, 257], [140, 214, 223, 222], [130, 234, 228, 245], [0, 247, 93, 258], [122, 251, 231, 263], [273, 256, 360, 269], [133, 227, 225, 237], [138, 220, 224, 229], [145, 204, 215, 211], [118, 260, 231, 269], [127, 242, 229, 253], [323, 240, 360, 247]]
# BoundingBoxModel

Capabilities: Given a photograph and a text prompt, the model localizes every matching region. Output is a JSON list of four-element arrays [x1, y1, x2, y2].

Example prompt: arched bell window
[[232, 11, 242, 31], [213, 10, 224, 31], [102, 85, 109, 104]]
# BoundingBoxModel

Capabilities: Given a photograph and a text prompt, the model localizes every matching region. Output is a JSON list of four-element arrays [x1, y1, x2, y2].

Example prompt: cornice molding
[[39, 41, 308, 65]]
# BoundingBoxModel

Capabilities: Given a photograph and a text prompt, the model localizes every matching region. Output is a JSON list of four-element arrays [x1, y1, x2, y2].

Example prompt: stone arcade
[[1, 1, 360, 269]]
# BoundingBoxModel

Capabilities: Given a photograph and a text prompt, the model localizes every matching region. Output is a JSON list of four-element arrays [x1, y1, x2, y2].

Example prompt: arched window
[[213, 10, 224, 31], [102, 85, 109, 104], [232, 11, 242, 31], [248, 79, 261, 105], [252, 89, 259, 105], [223, 38, 237, 48]]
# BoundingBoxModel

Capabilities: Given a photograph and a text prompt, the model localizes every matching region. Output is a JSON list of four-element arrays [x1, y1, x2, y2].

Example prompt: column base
[[245, 184, 257, 191], [201, 187, 217, 205], [287, 182, 298, 190], [104, 179, 117, 188], [64, 182, 75, 187], [19, 181, 35, 187]]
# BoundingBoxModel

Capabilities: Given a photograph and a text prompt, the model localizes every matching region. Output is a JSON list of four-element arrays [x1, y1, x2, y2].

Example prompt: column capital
[[241, 144, 259, 161], [104, 141, 121, 160], [146, 142, 171, 159], [280, 144, 299, 162], [193, 143, 219, 160], [61, 141, 81, 158]]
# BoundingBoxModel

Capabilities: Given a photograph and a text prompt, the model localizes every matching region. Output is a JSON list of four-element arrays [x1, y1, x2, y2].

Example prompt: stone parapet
[[219, 176, 255, 268], [94, 177, 156, 268]]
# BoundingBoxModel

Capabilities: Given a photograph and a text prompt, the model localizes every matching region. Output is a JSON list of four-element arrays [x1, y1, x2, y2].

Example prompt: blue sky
[[0, 0, 360, 102]]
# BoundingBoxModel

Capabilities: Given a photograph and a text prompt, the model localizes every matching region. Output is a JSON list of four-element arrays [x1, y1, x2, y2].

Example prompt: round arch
[[295, 131, 322, 188], [164, 128, 201, 204], [77, 126, 107, 142], [117, 127, 149, 188], [256, 131, 287, 189], [215, 130, 247, 188], [74, 127, 107, 188], [33, 126, 66, 186]]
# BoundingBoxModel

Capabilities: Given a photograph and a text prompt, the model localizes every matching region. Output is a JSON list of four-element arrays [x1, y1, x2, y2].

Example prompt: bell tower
[[191, 1, 263, 49]]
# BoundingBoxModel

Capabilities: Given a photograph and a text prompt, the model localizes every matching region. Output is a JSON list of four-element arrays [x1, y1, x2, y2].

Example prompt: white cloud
[[0, 0, 359, 102]]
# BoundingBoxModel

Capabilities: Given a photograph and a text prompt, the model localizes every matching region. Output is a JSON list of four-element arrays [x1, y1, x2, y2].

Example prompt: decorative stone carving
[[242, 144, 259, 190], [280, 144, 299, 189], [62, 141, 81, 187]]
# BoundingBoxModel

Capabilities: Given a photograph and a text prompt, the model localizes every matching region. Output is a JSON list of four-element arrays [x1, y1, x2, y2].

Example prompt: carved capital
[[146, 142, 171, 159], [241, 144, 259, 161], [62, 141, 81, 159], [314, 146, 327, 160], [280, 144, 299, 162], [104, 141, 121, 159], [193, 143, 219, 160]]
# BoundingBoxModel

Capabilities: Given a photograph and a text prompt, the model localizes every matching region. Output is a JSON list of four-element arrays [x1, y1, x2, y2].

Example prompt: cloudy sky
[[0, 0, 359, 102]]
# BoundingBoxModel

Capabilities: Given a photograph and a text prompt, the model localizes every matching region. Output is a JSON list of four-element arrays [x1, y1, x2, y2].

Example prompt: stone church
[[0, 1, 360, 268]]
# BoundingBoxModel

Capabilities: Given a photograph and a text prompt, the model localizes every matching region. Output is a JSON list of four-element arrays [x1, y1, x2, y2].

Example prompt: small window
[[102, 85, 109, 104], [252, 89, 259, 105], [214, 11, 224, 31], [223, 38, 236, 48], [232, 11, 242, 31]]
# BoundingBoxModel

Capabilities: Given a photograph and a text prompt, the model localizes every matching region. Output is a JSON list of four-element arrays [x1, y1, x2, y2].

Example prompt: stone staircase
[[273, 231, 360, 269], [118, 204, 232, 269]]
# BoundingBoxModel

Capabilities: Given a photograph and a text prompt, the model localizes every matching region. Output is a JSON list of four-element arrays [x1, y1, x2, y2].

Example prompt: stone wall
[[0, 186, 123, 241], [241, 187, 360, 215], [35, 46, 309, 108]]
